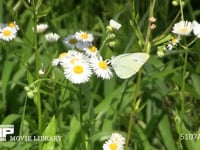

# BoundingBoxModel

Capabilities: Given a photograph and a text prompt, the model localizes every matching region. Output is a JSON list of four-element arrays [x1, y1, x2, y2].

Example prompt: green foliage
[[0, 0, 200, 150]]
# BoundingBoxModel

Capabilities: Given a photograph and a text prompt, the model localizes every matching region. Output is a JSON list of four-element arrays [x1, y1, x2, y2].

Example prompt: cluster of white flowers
[[157, 20, 200, 57], [103, 133, 126, 150], [169, 20, 200, 49], [52, 19, 121, 84], [53, 31, 113, 84], [0, 21, 19, 41]]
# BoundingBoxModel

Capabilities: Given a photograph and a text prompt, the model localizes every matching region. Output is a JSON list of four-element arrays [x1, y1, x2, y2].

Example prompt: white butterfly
[[110, 53, 149, 79]]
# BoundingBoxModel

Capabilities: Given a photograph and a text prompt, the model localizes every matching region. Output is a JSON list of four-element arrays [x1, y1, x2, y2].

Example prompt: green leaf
[[134, 125, 152, 150], [191, 74, 200, 98], [42, 116, 56, 150], [158, 115, 177, 150], [43, 116, 55, 136], [1, 60, 15, 102], [68, 116, 81, 149], [1, 114, 21, 124]]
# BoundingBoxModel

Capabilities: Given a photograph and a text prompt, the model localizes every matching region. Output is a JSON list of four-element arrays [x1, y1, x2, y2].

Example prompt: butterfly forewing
[[111, 53, 149, 79]]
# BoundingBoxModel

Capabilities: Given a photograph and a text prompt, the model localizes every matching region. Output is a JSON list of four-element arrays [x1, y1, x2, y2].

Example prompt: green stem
[[179, 0, 184, 20], [32, 1, 42, 149], [99, 34, 109, 53], [79, 86, 87, 150], [16, 96, 28, 149], [0, 0, 2, 22], [125, 70, 142, 150], [178, 50, 188, 150], [19, 96, 28, 136], [125, 0, 154, 149]]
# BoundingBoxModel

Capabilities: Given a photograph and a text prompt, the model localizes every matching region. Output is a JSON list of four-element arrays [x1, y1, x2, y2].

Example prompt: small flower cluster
[[36, 23, 60, 42], [157, 20, 200, 57], [0, 21, 19, 41], [52, 20, 121, 84], [103, 133, 126, 150]]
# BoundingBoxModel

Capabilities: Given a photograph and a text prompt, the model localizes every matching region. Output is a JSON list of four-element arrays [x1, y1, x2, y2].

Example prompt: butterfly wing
[[111, 53, 149, 79]]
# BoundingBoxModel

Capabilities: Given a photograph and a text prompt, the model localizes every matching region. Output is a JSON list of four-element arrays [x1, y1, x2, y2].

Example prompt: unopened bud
[[149, 17, 157, 23], [106, 25, 113, 32], [150, 24, 157, 30], [108, 41, 116, 47], [27, 91, 34, 99], [107, 33, 116, 40]]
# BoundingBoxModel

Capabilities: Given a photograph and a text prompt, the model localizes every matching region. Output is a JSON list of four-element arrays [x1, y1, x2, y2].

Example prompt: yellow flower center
[[3, 29, 11, 36], [181, 27, 188, 33], [81, 33, 88, 39], [98, 61, 108, 70], [69, 38, 78, 44], [70, 57, 80, 64], [109, 143, 118, 150], [73, 65, 84, 74], [59, 52, 68, 58], [89, 45, 96, 53], [171, 38, 178, 43], [8, 22, 15, 28]]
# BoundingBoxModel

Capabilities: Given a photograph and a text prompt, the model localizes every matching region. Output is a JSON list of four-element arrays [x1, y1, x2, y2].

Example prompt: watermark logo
[[0, 125, 14, 141], [0, 124, 62, 142]]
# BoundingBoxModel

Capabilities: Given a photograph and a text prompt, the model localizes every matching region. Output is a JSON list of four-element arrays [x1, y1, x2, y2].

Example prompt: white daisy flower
[[103, 133, 125, 150], [52, 52, 68, 66], [90, 56, 113, 79], [0, 26, 17, 41], [83, 44, 98, 56], [63, 61, 92, 84], [36, 23, 48, 33], [75, 31, 94, 42], [63, 35, 85, 49], [0, 23, 6, 29], [7, 21, 19, 31], [172, 20, 192, 36], [192, 21, 200, 38], [109, 19, 121, 30], [167, 36, 180, 51], [110, 133, 125, 146], [60, 50, 88, 68], [45, 32, 60, 42]]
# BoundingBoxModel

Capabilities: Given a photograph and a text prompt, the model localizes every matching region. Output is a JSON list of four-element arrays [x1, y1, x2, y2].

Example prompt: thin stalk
[[178, 50, 188, 150], [32, 1, 42, 150], [179, 0, 184, 20], [16, 96, 28, 149], [125, 70, 142, 149], [125, 0, 155, 149], [99, 34, 109, 53], [79, 87, 87, 150], [0, 0, 2, 22]]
